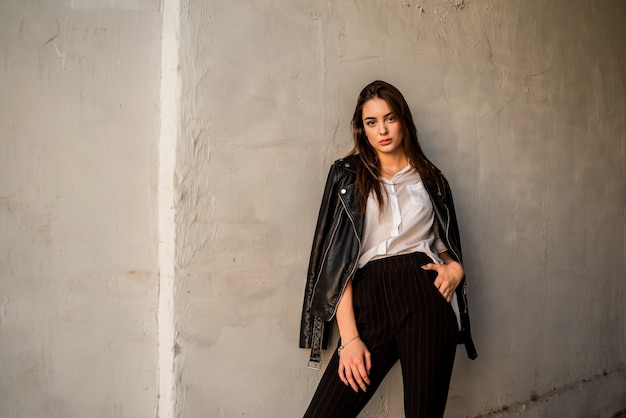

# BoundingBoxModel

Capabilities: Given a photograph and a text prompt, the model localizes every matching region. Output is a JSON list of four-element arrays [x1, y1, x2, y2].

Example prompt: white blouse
[[358, 165, 447, 269], [357, 164, 461, 327]]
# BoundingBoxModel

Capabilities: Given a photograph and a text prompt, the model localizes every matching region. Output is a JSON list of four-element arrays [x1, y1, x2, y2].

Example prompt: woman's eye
[[366, 121, 376, 126], [386, 116, 395, 122]]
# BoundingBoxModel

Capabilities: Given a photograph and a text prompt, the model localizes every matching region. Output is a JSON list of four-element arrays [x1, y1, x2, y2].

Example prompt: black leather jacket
[[299, 154, 477, 367]]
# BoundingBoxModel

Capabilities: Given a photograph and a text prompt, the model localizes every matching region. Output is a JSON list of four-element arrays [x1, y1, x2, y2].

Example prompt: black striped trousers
[[304, 252, 458, 418]]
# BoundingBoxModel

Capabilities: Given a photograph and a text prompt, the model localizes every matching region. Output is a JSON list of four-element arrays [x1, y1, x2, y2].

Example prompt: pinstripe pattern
[[304, 252, 458, 418]]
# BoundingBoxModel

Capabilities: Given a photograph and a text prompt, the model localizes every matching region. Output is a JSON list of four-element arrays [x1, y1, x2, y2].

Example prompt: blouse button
[[341, 189, 346, 194], [345, 163, 350, 168]]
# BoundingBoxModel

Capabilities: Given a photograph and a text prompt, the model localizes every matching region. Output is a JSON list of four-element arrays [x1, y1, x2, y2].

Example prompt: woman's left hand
[[421, 253, 464, 302]]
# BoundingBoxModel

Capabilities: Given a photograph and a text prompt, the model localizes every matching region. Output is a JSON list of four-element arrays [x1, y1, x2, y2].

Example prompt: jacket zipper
[[309, 189, 362, 321], [309, 208, 342, 316], [330, 192, 362, 319], [439, 175, 468, 316]]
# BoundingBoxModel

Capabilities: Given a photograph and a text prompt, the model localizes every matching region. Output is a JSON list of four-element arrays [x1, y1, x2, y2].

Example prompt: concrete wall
[[175, 0, 625, 417], [0, 0, 161, 417], [1, 0, 625, 417]]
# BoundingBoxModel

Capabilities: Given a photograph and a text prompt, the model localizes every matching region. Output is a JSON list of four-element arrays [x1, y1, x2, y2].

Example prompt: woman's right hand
[[338, 337, 372, 392]]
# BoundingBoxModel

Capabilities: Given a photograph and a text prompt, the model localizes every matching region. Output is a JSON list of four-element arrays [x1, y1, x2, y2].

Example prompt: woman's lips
[[379, 138, 392, 145]]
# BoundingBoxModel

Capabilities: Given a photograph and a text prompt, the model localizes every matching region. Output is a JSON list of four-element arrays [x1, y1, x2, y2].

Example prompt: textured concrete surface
[[175, 0, 626, 417], [0, 0, 161, 417]]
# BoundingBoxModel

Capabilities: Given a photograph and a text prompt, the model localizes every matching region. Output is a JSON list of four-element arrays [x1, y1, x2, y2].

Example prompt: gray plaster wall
[[0, 0, 162, 417], [175, 0, 626, 417]]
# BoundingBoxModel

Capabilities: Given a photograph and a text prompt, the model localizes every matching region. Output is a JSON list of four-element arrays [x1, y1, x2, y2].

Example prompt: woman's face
[[361, 98, 405, 159]]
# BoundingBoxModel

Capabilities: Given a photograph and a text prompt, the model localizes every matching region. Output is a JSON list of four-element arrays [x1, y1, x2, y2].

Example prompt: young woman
[[299, 80, 477, 417]]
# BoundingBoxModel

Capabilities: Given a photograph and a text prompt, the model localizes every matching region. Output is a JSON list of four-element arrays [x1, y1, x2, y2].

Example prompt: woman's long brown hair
[[347, 80, 442, 212]]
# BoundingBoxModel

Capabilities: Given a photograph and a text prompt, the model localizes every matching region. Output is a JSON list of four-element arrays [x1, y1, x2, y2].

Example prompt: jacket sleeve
[[441, 173, 478, 359], [299, 163, 339, 348], [441, 174, 463, 262]]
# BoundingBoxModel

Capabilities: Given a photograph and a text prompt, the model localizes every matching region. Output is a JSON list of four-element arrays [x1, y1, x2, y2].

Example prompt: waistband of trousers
[[356, 251, 434, 279]]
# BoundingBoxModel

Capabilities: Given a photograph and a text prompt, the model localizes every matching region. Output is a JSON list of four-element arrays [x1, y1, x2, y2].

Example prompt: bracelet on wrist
[[338, 335, 360, 355]]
